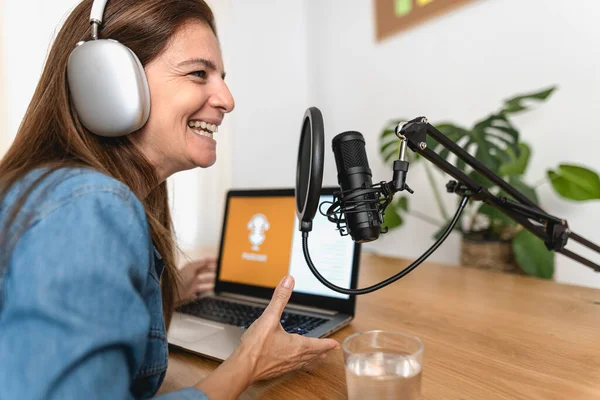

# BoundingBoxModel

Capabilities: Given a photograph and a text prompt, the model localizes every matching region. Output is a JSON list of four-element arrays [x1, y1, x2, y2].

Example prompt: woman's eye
[[190, 70, 207, 79]]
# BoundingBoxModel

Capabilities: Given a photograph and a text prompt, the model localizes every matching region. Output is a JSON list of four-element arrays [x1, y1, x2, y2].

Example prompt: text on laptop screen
[[218, 194, 354, 299]]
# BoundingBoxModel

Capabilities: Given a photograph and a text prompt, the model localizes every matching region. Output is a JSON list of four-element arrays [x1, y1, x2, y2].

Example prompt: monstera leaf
[[477, 203, 517, 226], [429, 114, 520, 177], [382, 196, 410, 230], [512, 229, 554, 279], [499, 142, 531, 177], [506, 175, 539, 205], [547, 164, 600, 201], [501, 86, 556, 115]]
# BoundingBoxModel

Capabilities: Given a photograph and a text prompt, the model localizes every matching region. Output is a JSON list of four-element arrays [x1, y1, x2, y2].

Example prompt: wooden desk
[[159, 253, 600, 399]]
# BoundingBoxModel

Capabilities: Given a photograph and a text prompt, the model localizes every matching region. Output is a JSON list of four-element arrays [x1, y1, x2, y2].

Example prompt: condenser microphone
[[295, 106, 465, 295], [331, 131, 381, 243]]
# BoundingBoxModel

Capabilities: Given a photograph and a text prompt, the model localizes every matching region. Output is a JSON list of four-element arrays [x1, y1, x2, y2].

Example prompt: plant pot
[[460, 234, 524, 275]]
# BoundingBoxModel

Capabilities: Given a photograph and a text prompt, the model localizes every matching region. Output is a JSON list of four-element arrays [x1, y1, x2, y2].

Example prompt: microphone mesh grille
[[332, 131, 369, 171], [340, 140, 368, 170]]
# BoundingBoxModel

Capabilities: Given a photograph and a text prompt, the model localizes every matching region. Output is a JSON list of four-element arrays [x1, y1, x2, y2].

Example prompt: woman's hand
[[233, 275, 339, 382], [175, 258, 217, 306], [195, 275, 340, 399]]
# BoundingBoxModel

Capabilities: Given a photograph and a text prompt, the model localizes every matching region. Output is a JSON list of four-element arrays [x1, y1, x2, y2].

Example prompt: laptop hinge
[[217, 292, 338, 316]]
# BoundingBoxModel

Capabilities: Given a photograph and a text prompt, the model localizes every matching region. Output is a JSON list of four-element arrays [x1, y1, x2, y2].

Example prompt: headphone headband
[[89, 0, 109, 39]]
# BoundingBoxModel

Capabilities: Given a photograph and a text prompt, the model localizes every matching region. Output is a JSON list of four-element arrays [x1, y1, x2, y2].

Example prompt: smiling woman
[[0, 1, 338, 399]]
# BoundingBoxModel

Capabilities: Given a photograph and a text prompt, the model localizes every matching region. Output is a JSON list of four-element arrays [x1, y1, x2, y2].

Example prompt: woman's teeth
[[188, 120, 218, 139]]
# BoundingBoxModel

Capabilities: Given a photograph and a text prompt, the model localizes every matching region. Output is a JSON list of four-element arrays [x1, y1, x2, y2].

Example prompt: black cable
[[302, 195, 470, 295]]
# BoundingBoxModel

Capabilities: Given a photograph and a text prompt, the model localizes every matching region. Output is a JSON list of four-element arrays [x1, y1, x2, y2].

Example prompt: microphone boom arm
[[397, 117, 600, 272]]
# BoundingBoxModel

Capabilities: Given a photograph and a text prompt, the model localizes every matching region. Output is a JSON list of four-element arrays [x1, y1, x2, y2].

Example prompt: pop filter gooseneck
[[296, 107, 469, 295], [295, 107, 324, 233]]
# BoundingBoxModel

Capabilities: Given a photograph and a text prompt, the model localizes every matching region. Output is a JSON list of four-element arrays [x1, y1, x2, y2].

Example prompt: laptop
[[167, 187, 361, 361]]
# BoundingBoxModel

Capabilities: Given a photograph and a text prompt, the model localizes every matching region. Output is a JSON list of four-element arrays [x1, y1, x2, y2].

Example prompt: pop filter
[[295, 107, 324, 233]]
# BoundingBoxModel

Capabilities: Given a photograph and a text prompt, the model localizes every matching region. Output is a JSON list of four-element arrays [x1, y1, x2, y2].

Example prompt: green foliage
[[382, 196, 409, 231], [505, 176, 539, 205], [547, 164, 600, 201], [433, 115, 520, 175], [378, 86, 599, 279], [512, 230, 554, 279], [502, 86, 556, 114], [499, 143, 531, 176], [477, 203, 516, 226]]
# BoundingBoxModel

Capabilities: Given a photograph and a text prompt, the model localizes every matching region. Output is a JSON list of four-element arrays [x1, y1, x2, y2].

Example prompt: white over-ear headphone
[[67, 0, 150, 137]]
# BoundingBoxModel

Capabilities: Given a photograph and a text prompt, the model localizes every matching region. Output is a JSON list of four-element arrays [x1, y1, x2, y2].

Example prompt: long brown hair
[[0, 0, 217, 329]]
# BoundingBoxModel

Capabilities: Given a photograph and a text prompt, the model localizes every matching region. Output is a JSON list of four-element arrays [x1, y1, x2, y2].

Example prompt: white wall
[[1, 0, 80, 142], [225, 0, 312, 189], [228, 0, 600, 288]]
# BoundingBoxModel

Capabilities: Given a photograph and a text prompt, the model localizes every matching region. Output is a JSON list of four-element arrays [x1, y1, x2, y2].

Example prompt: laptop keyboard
[[177, 297, 329, 335]]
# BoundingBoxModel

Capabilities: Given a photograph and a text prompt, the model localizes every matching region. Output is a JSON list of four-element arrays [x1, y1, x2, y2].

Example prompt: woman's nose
[[210, 79, 235, 113]]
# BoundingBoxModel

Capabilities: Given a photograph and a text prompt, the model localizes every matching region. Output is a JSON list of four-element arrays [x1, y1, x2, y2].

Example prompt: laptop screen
[[215, 189, 359, 306]]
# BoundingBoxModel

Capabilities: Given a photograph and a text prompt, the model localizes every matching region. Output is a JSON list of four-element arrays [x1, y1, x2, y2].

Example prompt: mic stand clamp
[[446, 180, 480, 198], [385, 124, 415, 194]]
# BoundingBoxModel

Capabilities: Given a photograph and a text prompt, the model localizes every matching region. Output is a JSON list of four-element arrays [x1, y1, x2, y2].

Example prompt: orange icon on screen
[[219, 197, 296, 287], [247, 214, 270, 251]]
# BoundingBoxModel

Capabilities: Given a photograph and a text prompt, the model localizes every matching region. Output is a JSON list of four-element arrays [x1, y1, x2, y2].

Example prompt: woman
[[0, 0, 339, 399]]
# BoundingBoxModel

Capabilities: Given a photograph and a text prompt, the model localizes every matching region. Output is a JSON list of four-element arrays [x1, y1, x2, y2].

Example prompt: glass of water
[[342, 330, 423, 400]]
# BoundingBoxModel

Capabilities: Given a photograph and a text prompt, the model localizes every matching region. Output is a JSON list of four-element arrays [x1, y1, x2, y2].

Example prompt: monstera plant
[[379, 86, 600, 279]]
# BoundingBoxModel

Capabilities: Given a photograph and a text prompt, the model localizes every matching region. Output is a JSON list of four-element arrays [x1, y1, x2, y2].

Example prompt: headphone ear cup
[[67, 39, 150, 137]]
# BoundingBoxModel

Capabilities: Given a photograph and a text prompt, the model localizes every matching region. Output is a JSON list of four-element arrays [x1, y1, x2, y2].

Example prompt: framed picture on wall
[[374, 0, 477, 41]]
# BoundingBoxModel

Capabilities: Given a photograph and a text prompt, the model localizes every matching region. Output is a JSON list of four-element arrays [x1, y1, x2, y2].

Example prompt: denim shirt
[[0, 168, 208, 399]]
